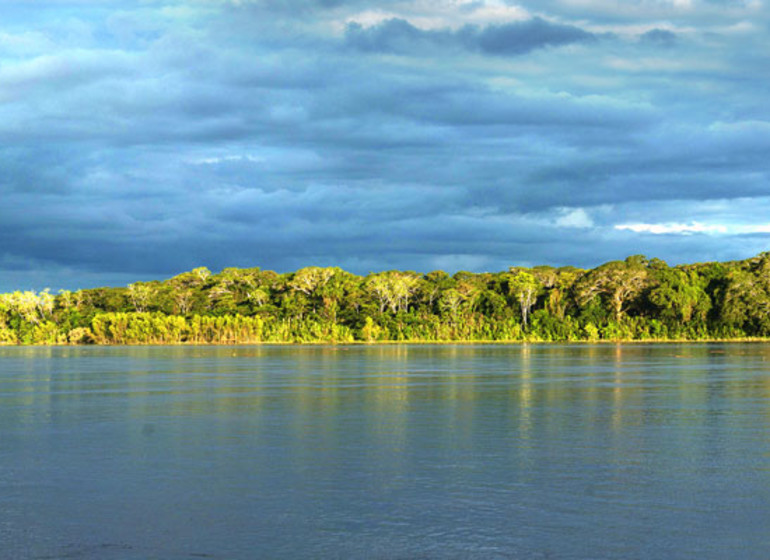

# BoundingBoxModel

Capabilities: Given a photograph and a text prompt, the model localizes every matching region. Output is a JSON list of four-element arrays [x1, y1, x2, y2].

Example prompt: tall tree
[[648, 267, 711, 327], [508, 270, 541, 329], [576, 257, 648, 323]]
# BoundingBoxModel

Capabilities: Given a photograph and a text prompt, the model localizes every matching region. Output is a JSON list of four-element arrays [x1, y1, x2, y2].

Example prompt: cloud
[[345, 16, 597, 56], [615, 221, 770, 235], [344, 18, 455, 53], [615, 222, 728, 234], [639, 28, 678, 46], [1, 0, 770, 290], [471, 17, 597, 55], [555, 208, 595, 229], [513, 0, 765, 24]]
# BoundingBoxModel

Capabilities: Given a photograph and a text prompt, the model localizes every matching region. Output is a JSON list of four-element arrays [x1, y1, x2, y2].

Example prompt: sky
[[1, 0, 770, 290]]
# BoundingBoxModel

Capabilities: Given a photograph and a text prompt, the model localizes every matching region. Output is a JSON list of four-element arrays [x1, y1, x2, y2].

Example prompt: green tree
[[508, 270, 541, 329], [648, 267, 711, 328], [576, 257, 648, 323]]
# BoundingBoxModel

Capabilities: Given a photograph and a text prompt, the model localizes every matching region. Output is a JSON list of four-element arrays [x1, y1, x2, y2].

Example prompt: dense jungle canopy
[[3, 253, 770, 345]]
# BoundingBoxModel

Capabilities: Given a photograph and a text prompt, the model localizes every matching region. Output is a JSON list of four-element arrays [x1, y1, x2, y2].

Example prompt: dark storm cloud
[[345, 18, 455, 53], [1, 0, 769, 290], [345, 17, 596, 55], [472, 17, 596, 54]]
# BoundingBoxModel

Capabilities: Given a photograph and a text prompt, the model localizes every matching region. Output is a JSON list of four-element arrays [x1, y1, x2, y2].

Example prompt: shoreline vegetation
[[3, 253, 770, 346]]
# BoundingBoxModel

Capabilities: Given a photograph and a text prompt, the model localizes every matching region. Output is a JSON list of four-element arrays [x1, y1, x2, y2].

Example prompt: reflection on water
[[2, 344, 770, 559]]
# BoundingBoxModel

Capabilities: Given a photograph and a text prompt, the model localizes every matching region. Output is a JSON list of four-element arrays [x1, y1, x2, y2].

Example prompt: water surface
[[2, 344, 770, 559]]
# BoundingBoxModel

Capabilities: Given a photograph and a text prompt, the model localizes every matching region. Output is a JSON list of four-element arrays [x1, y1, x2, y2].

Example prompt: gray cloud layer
[[1, 0, 769, 290], [345, 16, 596, 55]]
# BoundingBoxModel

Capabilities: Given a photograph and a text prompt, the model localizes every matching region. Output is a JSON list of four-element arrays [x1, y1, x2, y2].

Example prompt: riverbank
[[4, 336, 770, 347]]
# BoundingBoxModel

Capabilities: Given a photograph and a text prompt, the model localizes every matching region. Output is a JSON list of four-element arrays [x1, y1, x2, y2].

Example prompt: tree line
[[3, 252, 770, 345]]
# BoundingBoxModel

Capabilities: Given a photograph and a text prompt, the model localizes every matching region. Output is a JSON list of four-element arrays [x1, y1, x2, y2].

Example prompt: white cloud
[[615, 221, 770, 235], [555, 207, 594, 228], [737, 224, 770, 234], [615, 222, 728, 234], [341, 0, 530, 31], [192, 154, 264, 165], [0, 31, 56, 56]]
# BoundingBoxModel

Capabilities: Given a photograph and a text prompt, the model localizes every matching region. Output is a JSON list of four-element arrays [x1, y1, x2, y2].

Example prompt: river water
[[1, 343, 769, 559]]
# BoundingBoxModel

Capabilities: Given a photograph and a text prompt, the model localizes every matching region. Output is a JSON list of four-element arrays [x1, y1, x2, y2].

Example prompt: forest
[[2, 252, 770, 345]]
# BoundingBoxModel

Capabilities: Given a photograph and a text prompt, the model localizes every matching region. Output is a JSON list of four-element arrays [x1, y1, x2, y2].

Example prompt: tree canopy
[[3, 253, 770, 345]]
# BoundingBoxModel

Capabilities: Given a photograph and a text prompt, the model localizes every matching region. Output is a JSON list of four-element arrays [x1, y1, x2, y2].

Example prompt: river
[[2, 344, 769, 559]]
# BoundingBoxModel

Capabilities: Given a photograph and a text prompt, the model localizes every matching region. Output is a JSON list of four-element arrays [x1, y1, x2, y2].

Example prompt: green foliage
[[30, 321, 61, 345], [530, 310, 579, 341], [6, 252, 770, 344], [508, 270, 541, 329], [360, 316, 386, 342], [583, 323, 599, 341], [0, 325, 18, 344]]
